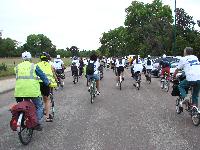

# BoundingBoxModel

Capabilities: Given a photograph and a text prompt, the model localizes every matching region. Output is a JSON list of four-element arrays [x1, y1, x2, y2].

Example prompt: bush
[[0, 63, 7, 72]]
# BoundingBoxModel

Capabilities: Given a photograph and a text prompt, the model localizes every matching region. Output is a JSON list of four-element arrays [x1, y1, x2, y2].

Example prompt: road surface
[[0, 68, 199, 150]]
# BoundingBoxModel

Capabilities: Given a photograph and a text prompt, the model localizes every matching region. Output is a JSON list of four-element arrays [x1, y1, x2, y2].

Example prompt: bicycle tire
[[73, 76, 76, 84], [77, 76, 78, 82], [119, 81, 122, 90], [18, 114, 33, 145], [90, 87, 94, 104]]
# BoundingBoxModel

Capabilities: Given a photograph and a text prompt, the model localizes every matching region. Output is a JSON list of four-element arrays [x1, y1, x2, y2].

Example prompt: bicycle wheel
[[176, 98, 183, 114], [165, 81, 169, 92], [119, 81, 122, 90], [191, 108, 200, 126], [76, 76, 78, 83], [18, 114, 33, 145], [136, 82, 140, 90], [73, 75, 76, 84], [90, 87, 94, 104], [50, 95, 55, 118], [148, 75, 151, 84]]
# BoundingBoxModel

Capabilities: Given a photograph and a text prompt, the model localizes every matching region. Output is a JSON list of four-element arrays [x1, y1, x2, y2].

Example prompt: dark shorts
[[40, 82, 50, 97], [56, 69, 64, 74], [116, 66, 124, 76]]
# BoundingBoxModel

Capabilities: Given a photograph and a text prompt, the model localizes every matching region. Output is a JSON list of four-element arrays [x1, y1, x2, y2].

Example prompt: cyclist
[[71, 56, 79, 76], [86, 53, 101, 95], [79, 57, 84, 77], [145, 55, 153, 77], [173, 47, 200, 107], [14, 51, 50, 131], [53, 55, 65, 74], [107, 57, 111, 69], [37, 52, 58, 122], [115, 56, 125, 86], [159, 54, 170, 81], [132, 57, 143, 86]]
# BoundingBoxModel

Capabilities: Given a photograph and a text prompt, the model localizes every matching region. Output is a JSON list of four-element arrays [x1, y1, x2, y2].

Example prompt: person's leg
[[178, 79, 189, 99], [40, 83, 52, 121], [43, 96, 51, 121], [191, 81, 200, 107], [32, 97, 43, 124]]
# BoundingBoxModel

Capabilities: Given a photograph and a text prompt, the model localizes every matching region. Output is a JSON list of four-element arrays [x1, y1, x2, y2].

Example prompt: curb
[[0, 88, 15, 95], [0, 68, 71, 94]]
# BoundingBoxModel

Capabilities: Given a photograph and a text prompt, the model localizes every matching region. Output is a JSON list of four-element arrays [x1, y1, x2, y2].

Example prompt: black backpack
[[86, 61, 94, 75], [119, 59, 122, 64], [147, 59, 151, 65]]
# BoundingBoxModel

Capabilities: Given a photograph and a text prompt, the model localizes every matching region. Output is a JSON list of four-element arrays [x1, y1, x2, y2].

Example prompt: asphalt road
[[0, 68, 200, 150]]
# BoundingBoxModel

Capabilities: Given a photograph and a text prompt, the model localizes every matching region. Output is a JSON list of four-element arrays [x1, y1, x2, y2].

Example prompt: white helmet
[[148, 55, 151, 58], [57, 55, 61, 59], [22, 51, 31, 60], [163, 54, 166, 58]]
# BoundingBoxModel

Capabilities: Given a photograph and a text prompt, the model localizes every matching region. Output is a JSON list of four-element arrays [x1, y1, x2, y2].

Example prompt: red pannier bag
[[10, 101, 38, 131]]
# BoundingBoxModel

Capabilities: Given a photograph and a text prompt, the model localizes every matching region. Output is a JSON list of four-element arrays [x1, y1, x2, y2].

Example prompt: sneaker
[[88, 87, 90, 92], [96, 91, 100, 95], [34, 124, 43, 131]]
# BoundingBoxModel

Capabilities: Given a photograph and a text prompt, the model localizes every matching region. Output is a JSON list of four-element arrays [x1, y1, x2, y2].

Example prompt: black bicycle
[[145, 69, 151, 84], [99, 65, 104, 80], [89, 78, 97, 103], [133, 71, 141, 90], [49, 92, 55, 118], [71, 65, 78, 84]]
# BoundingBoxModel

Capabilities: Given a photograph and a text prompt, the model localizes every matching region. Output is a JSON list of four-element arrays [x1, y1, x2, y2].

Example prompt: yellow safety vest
[[14, 61, 41, 97], [37, 61, 57, 87]]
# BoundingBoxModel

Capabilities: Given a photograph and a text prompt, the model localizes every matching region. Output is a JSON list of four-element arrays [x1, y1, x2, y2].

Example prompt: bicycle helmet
[[57, 55, 61, 59], [148, 55, 151, 58], [40, 52, 50, 61], [22, 51, 32, 60], [163, 54, 166, 58]]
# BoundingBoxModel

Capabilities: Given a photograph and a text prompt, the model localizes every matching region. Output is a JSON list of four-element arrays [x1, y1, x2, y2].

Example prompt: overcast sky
[[0, 0, 199, 50]]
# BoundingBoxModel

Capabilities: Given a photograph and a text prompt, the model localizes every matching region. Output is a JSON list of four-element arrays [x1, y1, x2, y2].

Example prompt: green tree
[[23, 34, 56, 57]]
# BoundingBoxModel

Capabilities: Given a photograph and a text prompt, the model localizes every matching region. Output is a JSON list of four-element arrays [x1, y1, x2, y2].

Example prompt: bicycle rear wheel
[[165, 81, 169, 92], [119, 81, 122, 90], [73, 75, 76, 84], [50, 95, 55, 118], [18, 114, 33, 145], [90, 88, 94, 104]]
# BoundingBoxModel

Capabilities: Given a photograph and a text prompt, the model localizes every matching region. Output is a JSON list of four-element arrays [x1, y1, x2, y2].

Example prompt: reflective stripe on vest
[[16, 63, 38, 80]]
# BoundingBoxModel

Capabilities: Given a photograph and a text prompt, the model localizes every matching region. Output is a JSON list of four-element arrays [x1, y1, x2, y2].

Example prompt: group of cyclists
[[13, 51, 65, 131], [12, 46, 200, 132]]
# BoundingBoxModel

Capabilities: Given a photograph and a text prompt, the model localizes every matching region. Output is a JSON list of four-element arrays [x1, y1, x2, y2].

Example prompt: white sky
[[0, 0, 199, 50]]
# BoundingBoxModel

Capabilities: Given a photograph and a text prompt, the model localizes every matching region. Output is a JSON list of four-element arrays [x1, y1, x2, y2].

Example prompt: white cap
[[22, 51, 31, 60], [163, 54, 166, 58], [57, 55, 60, 59]]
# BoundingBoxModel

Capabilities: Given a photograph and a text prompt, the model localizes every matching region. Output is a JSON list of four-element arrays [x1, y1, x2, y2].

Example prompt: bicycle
[[99, 65, 104, 80], [161, 72, 169, 92], [10, 99, 38, 145], [118, 73, 123, 90], [145, 69, 151, 84], [173, 78, 200, 126], [89, 78, 97, 103], [49, 92, 55, 118], [56, 73, 65, 88], [73, 72, 78, 84], [71, 65, 78, 84], [134, 71, 141, 90]]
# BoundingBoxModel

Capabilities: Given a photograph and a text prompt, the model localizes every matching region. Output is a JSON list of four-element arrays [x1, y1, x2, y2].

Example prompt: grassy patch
[[0, 67, 15, 77], [0, 57, 71, 78]]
